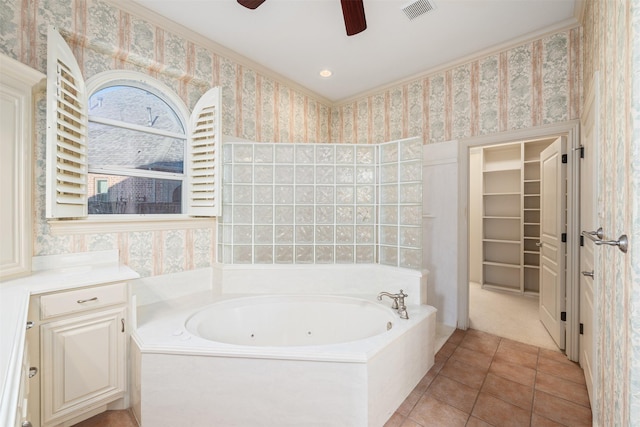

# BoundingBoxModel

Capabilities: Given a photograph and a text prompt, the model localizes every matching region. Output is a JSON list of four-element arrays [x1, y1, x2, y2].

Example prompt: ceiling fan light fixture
[[341, 0, 367, 36], [319, 69, 333, 78], [237, 0, 266, 10]]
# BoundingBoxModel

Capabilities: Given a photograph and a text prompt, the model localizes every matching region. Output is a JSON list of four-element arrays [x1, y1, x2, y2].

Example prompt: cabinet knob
[[26, 321, 34, 330], [22, 421, 33, 427], [29, 367, 38, 378]]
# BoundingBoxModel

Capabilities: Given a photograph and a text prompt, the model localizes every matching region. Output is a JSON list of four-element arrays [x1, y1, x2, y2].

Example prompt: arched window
[[46, 26, 221, 222], [86, 78, 187, 215]]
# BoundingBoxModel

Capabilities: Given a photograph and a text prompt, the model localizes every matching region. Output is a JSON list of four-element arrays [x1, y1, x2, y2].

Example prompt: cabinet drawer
[[40, 283, 127, 320]]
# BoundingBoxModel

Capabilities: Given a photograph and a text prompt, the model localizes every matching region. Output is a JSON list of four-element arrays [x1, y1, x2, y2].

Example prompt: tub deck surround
[[215, 263, 429, 307], [130, 265, 436, 426], [0, 250, 139, 427]]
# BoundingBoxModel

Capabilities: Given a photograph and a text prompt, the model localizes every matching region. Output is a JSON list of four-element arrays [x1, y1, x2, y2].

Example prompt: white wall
[[422, 141, 458, 326]]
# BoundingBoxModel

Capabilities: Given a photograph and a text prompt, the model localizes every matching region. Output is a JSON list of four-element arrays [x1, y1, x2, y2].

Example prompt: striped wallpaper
[[2, 0, 581, 277]]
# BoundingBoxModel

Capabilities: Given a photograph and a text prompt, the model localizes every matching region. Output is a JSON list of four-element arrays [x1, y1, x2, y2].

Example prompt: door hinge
[[562, 154, 568, 163], [562, 233, 567, 243], [561, 311, 567, 322], [580, 235, 584, 246], [580, 323, 584, 335], [579, 146, 584, 158]]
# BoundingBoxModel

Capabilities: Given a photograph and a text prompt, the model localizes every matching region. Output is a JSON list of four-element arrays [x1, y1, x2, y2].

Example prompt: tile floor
[[73, 329, 592, 427], [385, 328, 592, 427]]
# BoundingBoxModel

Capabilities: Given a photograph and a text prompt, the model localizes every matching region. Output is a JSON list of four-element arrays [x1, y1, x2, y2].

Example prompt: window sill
[[47, 215, 216, 235]]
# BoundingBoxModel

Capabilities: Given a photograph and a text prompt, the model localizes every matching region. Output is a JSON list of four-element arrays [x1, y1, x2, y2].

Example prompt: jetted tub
[[186, 295, 398, 346], [132, 294, 437, 427]]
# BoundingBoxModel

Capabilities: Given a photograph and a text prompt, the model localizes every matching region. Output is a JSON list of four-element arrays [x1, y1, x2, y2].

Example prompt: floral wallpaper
[[2, 0, 585, 278], [0, 0, 332, 276], [331, 28, 581, 145], [4, 0, 639, 421], [582, 1, 639, 425]]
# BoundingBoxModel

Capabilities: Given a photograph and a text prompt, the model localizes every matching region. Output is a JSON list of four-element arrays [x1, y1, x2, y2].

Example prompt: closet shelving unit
[[481, 143, 522, 293], [480, 139, 553, 295]]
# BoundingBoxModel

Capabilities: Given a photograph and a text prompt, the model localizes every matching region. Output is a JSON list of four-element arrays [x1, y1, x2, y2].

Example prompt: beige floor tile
[[408, 394, 469, 427], [530, 413, 567, 427], [494, 343, 539, 370], [489, 359, 537, 387], [535, 371, 591, 408], [384, 412, 407, 427], [450, 346, 493, 370], [471, 392, 532, 427], [439, 357, 489, 389], [71, 410, 138, 427], [498, 337, 540, 356], [465, 416, 494, 427], [533, 390, 592, 426], [425, 375, 479, 414], [459, 332, 500, 356], [537, 356, 586, 385], [481, 373, 534, 411]]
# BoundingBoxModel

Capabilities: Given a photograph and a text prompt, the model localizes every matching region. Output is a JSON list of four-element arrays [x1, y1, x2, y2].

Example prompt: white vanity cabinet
[[30, 282, 128, 427]]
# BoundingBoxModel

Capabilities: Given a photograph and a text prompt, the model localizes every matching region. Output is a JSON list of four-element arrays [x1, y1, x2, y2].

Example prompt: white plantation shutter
[[46, 26, 88, 219], [187, 87, 221, 217]]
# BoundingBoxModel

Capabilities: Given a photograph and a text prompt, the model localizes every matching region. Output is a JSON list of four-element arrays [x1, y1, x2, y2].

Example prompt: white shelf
[[480, 138, 553, 295], [483, 261, 521, 269], [483, 238, 520, 244], [484, 216, 520, 220]]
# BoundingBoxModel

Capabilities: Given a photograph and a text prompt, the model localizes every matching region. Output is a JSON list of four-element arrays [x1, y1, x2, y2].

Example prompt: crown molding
[[104, 1, 581, 110], [333, 17, 581, 106], [103, 0, 333, 106], [573, 0, 586, 25]]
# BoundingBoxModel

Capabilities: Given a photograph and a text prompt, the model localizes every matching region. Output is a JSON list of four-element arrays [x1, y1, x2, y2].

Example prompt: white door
[[539, 137, 567, 349], [579, 74, 599, 403]]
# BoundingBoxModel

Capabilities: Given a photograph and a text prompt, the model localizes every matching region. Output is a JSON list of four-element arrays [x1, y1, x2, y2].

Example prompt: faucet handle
[[389, 296, 399, 309], [396, 290, 408, 303]]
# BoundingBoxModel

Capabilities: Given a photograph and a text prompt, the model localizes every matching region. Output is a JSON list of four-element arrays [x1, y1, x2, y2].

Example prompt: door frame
[[457, 120, 581, 361]]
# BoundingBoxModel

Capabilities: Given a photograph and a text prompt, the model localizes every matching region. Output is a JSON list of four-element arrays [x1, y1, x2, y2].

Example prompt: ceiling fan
[[237, 0, 367, 36]]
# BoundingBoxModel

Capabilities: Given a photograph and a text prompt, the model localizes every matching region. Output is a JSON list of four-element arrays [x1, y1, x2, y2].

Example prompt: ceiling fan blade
[[341, 0, 367, 36], [237, 0, 266, 10]]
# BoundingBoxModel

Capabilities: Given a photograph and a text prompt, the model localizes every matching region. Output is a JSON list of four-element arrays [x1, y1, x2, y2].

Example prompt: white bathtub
[[132, 293, 436, 426], [185, 295, 397, 346]]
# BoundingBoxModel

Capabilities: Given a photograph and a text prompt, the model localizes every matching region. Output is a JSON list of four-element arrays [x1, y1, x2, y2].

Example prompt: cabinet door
[[41, 307, 126, 426]]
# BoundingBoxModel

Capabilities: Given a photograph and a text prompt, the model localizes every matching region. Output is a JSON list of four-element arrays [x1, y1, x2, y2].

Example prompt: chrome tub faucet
[[377, 290, 409, 319]]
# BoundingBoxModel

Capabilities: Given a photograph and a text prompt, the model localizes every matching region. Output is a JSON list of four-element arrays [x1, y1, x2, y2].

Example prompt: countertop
[[0, 250, 139, 427]]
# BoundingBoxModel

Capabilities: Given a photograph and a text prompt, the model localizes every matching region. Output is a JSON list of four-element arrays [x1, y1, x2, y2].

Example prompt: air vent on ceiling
[[402, 0, 436, 20]]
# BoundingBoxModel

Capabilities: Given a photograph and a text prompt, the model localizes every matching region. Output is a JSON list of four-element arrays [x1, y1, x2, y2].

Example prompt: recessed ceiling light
[[319, 69, 332, 78]]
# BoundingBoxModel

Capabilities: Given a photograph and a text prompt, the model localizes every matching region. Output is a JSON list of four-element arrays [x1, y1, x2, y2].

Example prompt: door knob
[[581, 270, 594, 278]]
